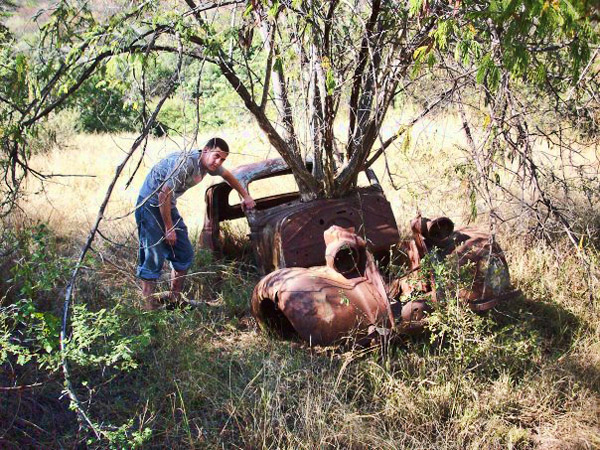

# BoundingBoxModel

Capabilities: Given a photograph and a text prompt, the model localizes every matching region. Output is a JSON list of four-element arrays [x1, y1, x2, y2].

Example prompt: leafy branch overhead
[[0, 0, 598, 205]]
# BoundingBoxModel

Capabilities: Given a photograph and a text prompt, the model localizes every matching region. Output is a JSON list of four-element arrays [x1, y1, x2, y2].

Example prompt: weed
[[219, 261, 257, 318], [4, 121, 600, 448]]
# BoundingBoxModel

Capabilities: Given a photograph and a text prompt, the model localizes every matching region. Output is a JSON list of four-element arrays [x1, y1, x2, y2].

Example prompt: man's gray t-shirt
[[138, 150, 224, 207]]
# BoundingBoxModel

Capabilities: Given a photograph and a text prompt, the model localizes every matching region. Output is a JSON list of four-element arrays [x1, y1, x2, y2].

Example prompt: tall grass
[[3, 112, 599, 449]]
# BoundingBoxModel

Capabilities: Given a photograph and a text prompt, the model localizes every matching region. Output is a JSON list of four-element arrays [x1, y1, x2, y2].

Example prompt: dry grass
[[22, 128, 275, 239], [21, 108, 468, 239], [7, 112, 600, 449]]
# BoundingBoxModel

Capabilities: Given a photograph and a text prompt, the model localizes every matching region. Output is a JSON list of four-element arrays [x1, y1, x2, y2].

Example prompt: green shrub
[[156, 97, 197, 134], [70, 71, 139, 133], [65, 303, 152, 372], [1, 222, 156, 448], [1, 224, 68, 369], [419, 252, 541, 378], [1, 223, 153, 373]]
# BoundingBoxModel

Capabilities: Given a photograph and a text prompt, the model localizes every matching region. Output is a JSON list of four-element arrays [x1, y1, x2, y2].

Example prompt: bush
[[1, 221, 156, 448], [416, 252, 541, 378], [153, 61, 253, 135], [156, 97, 197, 135], [0, 223, 68, 369], [70, 72, 139, 133], [29, 108, 80, 154], [1, 223, 152, 371]]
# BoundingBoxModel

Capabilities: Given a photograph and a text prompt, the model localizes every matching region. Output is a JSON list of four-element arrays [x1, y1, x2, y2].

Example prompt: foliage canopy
[[0, 0, 597, 205]]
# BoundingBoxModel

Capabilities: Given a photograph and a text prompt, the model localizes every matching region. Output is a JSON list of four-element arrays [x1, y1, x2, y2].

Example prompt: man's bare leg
[[141, 279, 162, 310], [170, 269, 187, 303]]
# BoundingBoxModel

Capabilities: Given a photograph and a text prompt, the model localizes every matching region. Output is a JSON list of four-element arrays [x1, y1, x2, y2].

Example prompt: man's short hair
[[205, 137, 229, 153]]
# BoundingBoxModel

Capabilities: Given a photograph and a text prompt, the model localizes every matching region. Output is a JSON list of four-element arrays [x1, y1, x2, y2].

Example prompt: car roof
[[228, 158, 290, 189], [211, 156, 379, 192]]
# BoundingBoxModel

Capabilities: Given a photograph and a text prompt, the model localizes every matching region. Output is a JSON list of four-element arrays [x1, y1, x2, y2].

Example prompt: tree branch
[[347, 0, 381, 160], [184, 0, 318, 197], [60, 34, 184, 437]]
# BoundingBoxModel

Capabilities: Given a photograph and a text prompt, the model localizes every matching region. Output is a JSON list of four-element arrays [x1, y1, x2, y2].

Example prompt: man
[[135, 137, 255, 310]]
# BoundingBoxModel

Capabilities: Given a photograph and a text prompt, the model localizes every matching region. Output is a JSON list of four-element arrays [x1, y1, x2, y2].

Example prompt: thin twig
[[0, 382, 44, 391], [59, 34, 184, 439]]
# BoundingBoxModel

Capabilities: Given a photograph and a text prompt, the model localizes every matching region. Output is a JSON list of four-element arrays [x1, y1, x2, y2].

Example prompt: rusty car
[[201, 158, 399, 273], [201, 158, 517, 345], [251, 225, 395, 345]]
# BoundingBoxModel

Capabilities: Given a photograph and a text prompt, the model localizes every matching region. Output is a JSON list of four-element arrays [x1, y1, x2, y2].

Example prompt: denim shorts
[[135, 198, 194, 280]]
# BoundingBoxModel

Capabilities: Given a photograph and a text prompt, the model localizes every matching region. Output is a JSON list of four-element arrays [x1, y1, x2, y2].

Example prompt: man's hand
[[165, 228, 177, 246], [241, 195, 256, 212], [221, 169, 256, 212]]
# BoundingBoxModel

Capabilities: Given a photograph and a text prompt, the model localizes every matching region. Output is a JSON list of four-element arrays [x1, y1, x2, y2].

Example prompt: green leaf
[[475, 53, 501, 90], [325, 67, 336, 95], [433, 20, 455, 51], [409, 0, 423, 16], [15, 53, 27, 82], [268, 1, 280, 18], [413, 45, 430, 61]]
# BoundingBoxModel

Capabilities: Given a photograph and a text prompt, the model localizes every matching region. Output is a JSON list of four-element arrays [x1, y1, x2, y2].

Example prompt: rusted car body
[[251, 226, 394, 345], [202, 158, 516, 345], [388, 216, 517, 334], [251, 218, 516, 345], [201, 158, 399, 273]]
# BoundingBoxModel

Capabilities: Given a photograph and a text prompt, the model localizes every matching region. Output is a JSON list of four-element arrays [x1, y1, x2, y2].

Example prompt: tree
[[1, 0, 597, 204]]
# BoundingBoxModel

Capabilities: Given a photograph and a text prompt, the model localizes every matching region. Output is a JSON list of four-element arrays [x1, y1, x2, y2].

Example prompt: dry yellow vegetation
[[9, 112, 600, 449], [22, 109, 472, 238]]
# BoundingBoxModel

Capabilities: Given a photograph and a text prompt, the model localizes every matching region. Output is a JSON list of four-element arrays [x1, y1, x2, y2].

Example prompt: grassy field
[[20, 107, 471, 235], [2, 113, 600, 449]]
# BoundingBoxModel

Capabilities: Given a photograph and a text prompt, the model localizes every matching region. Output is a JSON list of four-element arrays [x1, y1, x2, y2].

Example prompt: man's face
[[201, 147, 228, 172]]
